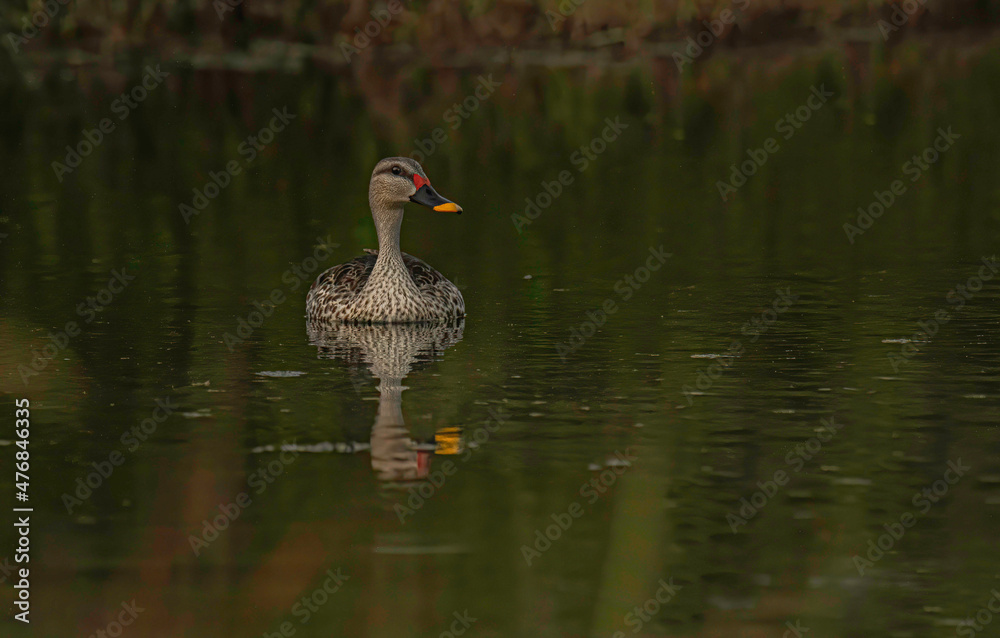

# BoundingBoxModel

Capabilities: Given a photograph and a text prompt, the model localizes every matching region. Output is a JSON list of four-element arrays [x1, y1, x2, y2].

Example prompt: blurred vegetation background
[[2, 0, 1000, 63], [1, 2, 1000, 637]]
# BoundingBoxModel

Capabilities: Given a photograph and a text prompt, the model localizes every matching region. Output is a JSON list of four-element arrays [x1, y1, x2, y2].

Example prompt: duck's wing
[[401, 252, 465, 314], [400, 252, 448, 289], [309, 253, 378, 303]]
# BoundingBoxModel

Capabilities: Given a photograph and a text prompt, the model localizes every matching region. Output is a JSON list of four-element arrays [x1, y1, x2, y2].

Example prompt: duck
[[306, 157, 465, 324]]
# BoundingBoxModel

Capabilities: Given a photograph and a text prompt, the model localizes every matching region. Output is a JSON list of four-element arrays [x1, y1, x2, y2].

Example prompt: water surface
[[1, 43, 1000, 638]]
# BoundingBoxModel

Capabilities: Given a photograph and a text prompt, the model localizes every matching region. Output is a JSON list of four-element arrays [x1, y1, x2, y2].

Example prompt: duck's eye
[[391, 166, 402, 176]]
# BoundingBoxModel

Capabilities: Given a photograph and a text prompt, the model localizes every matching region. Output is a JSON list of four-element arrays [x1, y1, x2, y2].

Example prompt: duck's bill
[[410, 185, 463, 214]]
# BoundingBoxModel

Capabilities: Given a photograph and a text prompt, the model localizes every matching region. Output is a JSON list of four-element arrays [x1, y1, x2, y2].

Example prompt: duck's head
[[369, 157, 463, 215]]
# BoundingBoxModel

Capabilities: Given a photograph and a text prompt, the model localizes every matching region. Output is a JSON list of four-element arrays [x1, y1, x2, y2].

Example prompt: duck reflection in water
[[308, 320, 465, 482]]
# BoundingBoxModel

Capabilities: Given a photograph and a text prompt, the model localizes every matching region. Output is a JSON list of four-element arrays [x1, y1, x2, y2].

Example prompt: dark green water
[[1, 43, 1000, 637]]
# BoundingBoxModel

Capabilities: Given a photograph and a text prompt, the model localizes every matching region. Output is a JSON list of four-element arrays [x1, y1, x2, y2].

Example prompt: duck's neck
[[371, 204, 407, 273]]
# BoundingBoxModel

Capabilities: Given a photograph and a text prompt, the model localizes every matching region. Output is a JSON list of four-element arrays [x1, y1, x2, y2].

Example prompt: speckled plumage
[[306, 157, 465, 326], [307, 249, 465, 324]]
